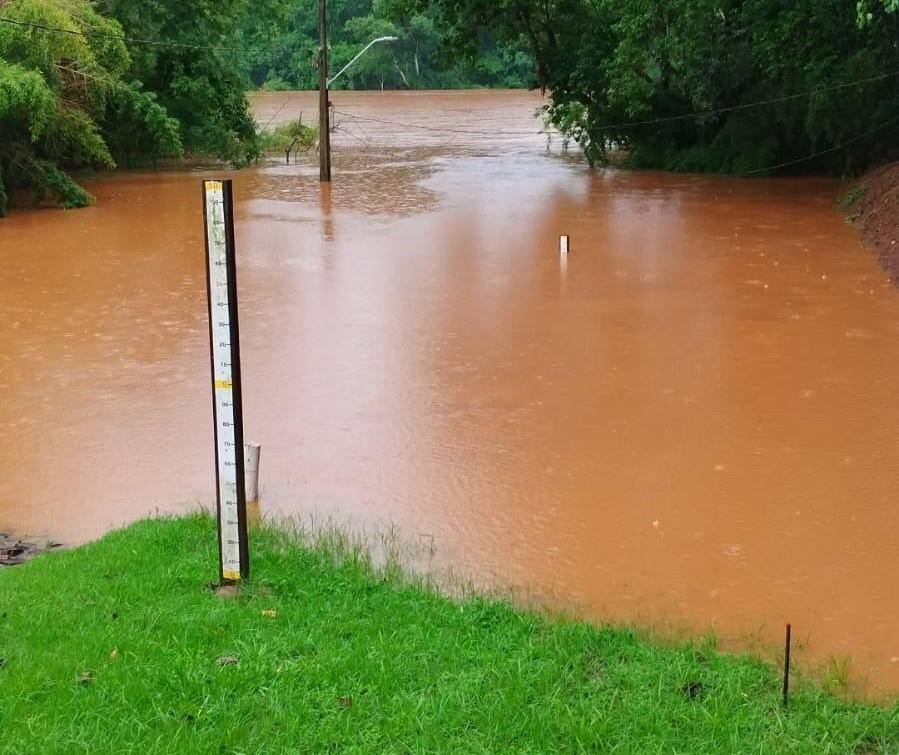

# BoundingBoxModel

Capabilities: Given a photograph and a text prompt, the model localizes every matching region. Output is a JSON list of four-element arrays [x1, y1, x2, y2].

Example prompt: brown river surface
[[2, 90, 898, 695]]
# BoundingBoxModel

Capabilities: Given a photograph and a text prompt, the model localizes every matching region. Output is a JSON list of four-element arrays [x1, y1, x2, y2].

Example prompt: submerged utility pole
[[318, 0, 331, 182]]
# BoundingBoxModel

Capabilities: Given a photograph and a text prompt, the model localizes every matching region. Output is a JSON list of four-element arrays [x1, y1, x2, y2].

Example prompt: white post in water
[[244, 443, 261, 504], [560, 235, 570, 258], [244, 442, 262, 529], [202, 179, 249, 584]]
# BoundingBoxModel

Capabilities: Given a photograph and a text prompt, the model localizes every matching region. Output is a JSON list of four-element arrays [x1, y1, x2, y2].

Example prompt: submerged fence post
[[202, 178, 250, 585]]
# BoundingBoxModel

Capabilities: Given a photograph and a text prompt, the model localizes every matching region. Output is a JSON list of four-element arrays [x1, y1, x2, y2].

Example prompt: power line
[[593, 70, 899, 131], [335, 70, 899, 137], [6, 11, 897, 127], [6, 10, 897, 165], [0, 13, 543, 137], [334, 105, 898, 175], [260, 98, 293, 131], [741, 114, 899, 175], [333, 109, 554, 136], [0, 15, 260, 54]]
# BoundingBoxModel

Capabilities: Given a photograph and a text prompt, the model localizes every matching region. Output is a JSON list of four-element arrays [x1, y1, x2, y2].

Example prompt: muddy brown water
[[2, 90, 898, 695]]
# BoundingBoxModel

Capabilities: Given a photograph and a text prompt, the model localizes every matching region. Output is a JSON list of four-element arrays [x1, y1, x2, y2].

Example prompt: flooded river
[[2, 90, 898, 695]]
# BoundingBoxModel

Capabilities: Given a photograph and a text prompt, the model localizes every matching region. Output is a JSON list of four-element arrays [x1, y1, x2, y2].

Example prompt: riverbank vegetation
[[0, 0, 258, 215], [0, 0, 532, 214], [1, 514, 897, 752], [4, 0, 897, 213], [396, 0, 899, 175], [0, 0, 182, 215], [258, 118, 319, 154], [239, 0, 533, 92]]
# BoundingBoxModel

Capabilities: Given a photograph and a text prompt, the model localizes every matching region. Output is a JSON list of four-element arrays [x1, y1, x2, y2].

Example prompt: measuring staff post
[[202, 178, 250, 584]]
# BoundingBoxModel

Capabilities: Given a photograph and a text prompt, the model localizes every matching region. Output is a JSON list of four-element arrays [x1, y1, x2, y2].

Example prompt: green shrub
[[258, 120, 319, 154]]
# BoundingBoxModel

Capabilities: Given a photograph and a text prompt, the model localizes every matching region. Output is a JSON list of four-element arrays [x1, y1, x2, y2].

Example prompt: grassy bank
[[0, 515, 896, 753]]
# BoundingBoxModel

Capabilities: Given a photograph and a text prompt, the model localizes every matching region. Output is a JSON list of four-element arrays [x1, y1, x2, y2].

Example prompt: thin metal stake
[[782, 623, 792, 708]]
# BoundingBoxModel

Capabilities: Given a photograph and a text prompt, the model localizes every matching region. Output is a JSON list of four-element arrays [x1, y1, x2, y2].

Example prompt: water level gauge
[[202, 179, 249, 583]]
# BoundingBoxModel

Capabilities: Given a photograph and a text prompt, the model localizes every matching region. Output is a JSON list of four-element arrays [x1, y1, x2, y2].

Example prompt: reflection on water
[[2, 90, 899, 696]]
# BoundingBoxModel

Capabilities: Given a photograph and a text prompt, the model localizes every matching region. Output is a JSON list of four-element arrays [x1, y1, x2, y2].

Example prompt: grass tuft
[[840, 183, 869, 213], [0, 514, 896, 753]]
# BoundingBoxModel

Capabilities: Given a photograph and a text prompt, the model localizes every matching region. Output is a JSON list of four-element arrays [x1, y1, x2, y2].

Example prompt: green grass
[[0, 515, 896, 754], [839, 183, 869, 213]]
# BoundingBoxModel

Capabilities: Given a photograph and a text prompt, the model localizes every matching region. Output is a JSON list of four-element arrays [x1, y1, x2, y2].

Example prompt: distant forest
[[240, 0, 535, 91]]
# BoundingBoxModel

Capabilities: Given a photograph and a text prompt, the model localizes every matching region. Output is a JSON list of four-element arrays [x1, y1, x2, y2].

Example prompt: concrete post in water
[[244, 443, 261, 503], [244, 442, 262, 529]]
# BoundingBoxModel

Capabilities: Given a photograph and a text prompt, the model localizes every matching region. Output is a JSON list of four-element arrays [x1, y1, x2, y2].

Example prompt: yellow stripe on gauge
[[222, 569, 241, 581], [214, 379, 232, 389], [205, 180, 223, 191]]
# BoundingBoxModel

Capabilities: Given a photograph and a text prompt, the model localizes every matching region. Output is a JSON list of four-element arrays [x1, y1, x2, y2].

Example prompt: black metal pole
[[782, 623, 792, 708], [318, 0, 331, 182]]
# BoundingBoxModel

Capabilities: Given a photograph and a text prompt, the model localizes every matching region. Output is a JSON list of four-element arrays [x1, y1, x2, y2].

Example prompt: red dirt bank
[[846, 161, 899, 276]]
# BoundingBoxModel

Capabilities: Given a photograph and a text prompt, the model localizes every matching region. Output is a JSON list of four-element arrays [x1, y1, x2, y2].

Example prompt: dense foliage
[[0, 0, 181, 214], [398, 0, 899, 174], [97, 0, 261, 165], [0, 0, 263, 214], [239, 0, 534, 91]]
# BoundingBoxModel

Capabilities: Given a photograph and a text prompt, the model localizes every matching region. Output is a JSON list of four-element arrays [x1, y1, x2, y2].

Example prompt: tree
[[402, 0, 899, 174], [857, 0, 899, 25], [333, 15, 401, 90], [236, 0, 534, 91], [97, 0, 260, 164], [404, 13, 438, 83], [0, 0, 181, 214]]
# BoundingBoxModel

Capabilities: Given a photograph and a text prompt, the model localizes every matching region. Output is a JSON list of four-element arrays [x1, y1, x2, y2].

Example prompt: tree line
[[240, 0, 533, 91], [3, 0, 897, 214], [395, 0, 899, 174]]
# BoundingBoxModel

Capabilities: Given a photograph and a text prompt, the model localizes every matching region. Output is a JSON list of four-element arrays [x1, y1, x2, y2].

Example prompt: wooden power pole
[[318, 0, 331, 182]]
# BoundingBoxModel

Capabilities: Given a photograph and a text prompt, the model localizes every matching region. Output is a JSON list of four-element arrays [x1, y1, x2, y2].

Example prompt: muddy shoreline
[[845, 161, 899, 277], [0, 534, 56, 566]]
